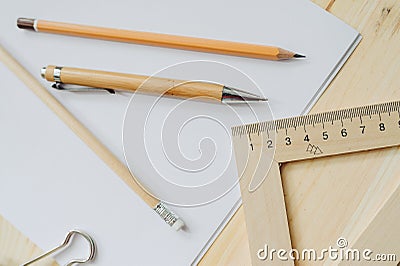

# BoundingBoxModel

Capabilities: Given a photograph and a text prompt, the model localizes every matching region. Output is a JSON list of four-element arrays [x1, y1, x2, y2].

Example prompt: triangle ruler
[[232, 100, 400, 265]]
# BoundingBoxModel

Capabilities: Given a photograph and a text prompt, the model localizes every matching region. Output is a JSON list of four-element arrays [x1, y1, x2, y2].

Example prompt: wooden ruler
[[232, 100, 400, 265]]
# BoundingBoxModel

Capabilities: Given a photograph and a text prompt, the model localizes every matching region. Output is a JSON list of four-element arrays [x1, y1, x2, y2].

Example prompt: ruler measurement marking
[[232, 101, 400, 137], [232, 101, 400, 163]]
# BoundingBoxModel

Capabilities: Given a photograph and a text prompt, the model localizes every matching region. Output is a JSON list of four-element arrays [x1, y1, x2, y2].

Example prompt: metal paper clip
[[21, 230, 96, 266], [52, 82, 115, 94]]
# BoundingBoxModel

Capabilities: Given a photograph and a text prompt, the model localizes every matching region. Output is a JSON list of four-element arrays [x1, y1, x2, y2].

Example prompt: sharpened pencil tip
[[293, 53, 306, 58]]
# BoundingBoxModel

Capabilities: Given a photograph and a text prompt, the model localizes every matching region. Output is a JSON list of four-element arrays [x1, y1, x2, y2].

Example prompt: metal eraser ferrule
[[17, 18, 36, 31], [153, 202, 182, 229]]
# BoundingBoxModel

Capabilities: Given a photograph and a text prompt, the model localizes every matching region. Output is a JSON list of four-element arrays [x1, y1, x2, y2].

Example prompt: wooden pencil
[[0, 44, 184, 230], [17, 18, 305, 61]]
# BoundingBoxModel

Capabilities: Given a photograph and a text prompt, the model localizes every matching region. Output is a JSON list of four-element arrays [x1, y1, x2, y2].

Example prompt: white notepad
[[0, 0, 360, 264]]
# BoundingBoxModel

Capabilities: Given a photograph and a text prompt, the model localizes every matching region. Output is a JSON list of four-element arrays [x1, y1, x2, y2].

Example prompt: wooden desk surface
[[1, 0, 399, 265], [201, 0, 400, 264]]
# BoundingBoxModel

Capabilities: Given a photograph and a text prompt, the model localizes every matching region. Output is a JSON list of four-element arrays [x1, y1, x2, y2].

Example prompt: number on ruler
[[323, 131, 328, 140], [341, 128, 348, 137], [267, 139, 273, 149], [360, 125, 366, 134], [379, 122, 385, 131]]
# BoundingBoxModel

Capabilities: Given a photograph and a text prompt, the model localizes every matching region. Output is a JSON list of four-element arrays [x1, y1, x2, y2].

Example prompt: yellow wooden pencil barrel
[[17, 18, 302, 60]]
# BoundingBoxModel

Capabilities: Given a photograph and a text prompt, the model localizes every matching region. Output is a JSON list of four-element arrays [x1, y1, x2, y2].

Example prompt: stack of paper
[[0, 0, 360, 264]]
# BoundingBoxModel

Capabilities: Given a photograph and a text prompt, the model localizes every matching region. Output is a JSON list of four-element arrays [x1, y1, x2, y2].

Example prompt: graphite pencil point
[[293, 54, 306, 58]]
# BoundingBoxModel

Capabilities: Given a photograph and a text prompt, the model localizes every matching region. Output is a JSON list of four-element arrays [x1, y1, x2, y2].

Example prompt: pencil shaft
[[35, 19, 292, 60], [0, 44, 159, 208]]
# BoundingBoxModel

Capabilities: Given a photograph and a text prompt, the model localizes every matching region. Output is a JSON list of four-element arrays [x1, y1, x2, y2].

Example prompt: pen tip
[[221, 86, 268, 103], [241, 95, 268, 102], [293, 53, 306, 58]]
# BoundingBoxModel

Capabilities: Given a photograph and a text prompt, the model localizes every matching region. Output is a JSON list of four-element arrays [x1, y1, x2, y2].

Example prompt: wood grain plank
[[283, 0, 400, 265], [199, 206, 251, 265], [338, 182, 400, 265], [0, 215, 58, 266], [312, 0, 333, 10], [203, 0, 400, 265]]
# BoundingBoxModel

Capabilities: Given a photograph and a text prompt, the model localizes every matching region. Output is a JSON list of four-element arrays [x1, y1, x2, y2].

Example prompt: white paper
[[0, 0, 360, 265]]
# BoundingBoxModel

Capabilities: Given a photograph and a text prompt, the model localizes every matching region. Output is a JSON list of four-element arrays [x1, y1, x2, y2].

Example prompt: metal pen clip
[[52, 82, 116, 94]]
